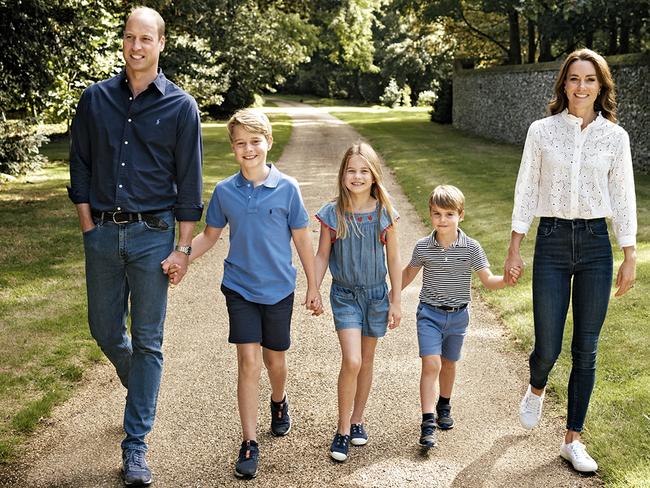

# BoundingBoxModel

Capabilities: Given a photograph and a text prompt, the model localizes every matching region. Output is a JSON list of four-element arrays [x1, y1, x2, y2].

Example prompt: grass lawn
[[321, 105, 649, 487], [0, 113, 291, 463]]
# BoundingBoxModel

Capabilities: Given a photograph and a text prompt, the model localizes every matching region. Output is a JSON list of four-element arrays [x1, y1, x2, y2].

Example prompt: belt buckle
[[112, 212, 129, 224]]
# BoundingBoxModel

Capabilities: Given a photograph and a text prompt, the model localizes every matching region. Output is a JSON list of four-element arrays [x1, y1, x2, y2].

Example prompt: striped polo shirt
[[408, 228, 489, 308]]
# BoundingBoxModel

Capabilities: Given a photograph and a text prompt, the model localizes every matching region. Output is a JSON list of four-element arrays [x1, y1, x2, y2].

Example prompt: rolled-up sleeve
[[512, 122, 542, 235], [173, 97, 203, 221], [68, 90, 92, 204], [608, 130, 637, 248]]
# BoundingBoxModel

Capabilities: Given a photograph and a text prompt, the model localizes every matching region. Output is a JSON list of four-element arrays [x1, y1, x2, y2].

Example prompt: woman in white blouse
[[504, 48, 637, 473]]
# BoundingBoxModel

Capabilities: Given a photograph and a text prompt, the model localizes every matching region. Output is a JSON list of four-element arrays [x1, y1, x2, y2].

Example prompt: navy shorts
[[416, 302, 469, 361], [221, 284, 294, 351]]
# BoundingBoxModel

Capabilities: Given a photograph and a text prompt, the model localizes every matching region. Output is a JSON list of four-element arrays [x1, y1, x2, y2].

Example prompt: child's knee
[[263, 353, 287, 373], [341, 354, 363, 374], [421, 355, 442, 375], [238, 354, 262, 377]]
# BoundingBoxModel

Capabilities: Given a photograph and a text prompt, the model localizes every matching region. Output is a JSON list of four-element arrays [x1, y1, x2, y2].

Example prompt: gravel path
[[0, 101, 601, 487]]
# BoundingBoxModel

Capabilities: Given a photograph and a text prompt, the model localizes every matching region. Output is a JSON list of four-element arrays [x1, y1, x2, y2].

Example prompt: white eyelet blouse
[[512, 109, 637, 248]]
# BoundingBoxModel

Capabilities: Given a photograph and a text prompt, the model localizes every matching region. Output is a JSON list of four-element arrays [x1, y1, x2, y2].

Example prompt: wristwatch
[[174, 245, 192, 256]]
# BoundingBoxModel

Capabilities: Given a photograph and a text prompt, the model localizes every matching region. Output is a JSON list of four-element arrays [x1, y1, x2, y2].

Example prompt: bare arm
[[615, 245, 636, 297], [162, 220, 197, 284], [401, 265, 421, 290], [188, 225, 224, 263], [292, 226, 322, 314], [314, 223, 333, 289], [385, 225, 402, 329], [75, 203, 95, 232], [504, 231, 526, 285]]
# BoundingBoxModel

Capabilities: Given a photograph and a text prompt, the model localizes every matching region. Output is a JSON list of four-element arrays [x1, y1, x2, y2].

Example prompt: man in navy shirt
[[68, 6, 202, 485]]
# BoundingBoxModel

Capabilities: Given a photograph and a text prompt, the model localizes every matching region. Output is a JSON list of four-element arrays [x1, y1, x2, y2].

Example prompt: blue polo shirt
[[206, 164, 309, 304]]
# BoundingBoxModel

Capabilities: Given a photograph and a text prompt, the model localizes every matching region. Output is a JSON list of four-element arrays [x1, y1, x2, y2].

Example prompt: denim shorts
[[416, 302, 469, 361], [221, 284, 294, 351], [330, 281, 389, 338]]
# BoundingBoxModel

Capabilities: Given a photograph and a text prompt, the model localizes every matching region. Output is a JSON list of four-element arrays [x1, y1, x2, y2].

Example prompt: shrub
[[417, 90, 437, 107], [430, 78, 453, 124], [0, 119, 48, 176], [380, 79, 412, 108]]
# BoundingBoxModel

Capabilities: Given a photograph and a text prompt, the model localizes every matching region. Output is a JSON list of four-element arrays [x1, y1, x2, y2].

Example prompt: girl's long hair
[[334, 142, 397, 240], [548, 48, 617, 122]]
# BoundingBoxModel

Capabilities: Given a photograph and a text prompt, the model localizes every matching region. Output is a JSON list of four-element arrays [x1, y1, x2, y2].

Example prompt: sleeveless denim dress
[[316, 202, 398, 337]]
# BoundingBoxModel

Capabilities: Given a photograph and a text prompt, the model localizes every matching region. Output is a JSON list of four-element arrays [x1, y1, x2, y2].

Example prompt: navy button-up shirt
[[68, 70, 203, 221]]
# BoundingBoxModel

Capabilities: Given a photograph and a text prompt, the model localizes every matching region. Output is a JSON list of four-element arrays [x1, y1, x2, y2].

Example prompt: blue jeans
[[83, 211, 174, 451], [530, 217, 613, 432]]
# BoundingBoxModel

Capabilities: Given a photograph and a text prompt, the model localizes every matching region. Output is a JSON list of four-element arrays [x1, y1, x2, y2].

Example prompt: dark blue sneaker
[[418, 418, 438, 449], [436, 404, 454, 430], [330, 432, 350, 462], [121, 449, 152, 486], [350, 423, 368, 446], [234, 440, 259, 479], [270, 395, 291, 436]]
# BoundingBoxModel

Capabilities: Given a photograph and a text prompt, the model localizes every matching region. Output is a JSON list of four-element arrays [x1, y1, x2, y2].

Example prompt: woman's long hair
[[548, 48, 617, 123], [334, 142, 397, 240]]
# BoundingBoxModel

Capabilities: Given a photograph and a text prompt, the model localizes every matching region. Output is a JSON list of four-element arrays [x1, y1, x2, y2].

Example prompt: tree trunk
[[608, 13, 618, 54], [508, 8, 522, 64], [527, 19, 536, 63], [585, 29, 593, 49], [619, 14, 630, 53]]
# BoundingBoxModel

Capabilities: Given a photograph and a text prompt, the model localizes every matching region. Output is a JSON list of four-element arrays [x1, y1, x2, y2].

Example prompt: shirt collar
[[119, 68, 167, 95], [427, 228, 468, 248], [235, 163, 280, 188], [560, 108, 603, 127]]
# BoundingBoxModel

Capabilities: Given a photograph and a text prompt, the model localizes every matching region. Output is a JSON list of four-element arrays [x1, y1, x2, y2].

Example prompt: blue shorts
[[416, 302, 469, 361], [330, 281, 389, 338], [221, 284, 294, 351]]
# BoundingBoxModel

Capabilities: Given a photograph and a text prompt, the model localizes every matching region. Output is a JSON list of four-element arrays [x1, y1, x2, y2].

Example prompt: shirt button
[[117, 207, 121, 211], [118, 184, 123, 188], [128, 118, 132, 122], [129, 97, 133, 101], [247, 184, 250, 187], [248, 196, 251, 199], [124, 141, 128, 145], [122, 163, 125, 166]]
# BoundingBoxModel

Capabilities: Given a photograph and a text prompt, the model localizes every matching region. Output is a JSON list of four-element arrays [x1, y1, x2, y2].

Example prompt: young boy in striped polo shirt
[[401, 185, 520, 449]]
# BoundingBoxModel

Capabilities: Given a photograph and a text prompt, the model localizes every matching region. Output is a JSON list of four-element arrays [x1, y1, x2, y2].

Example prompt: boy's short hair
[[428, 185, 465, 214], [227, 109, 273, 143]]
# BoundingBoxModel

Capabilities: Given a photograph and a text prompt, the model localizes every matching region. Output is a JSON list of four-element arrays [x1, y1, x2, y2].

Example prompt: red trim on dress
[[315, 214, 337, 243]]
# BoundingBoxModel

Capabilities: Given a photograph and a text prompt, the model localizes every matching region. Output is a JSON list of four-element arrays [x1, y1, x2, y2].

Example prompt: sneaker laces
[[522, 392, 542, 415], [125, 450, 146, 470], [334, 434, 349, 447], [568, 441, 593, 463], [421, 419, 436, 436]]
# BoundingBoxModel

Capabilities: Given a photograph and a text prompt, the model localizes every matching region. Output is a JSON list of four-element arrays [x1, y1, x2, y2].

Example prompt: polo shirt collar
[[119, 68, 167, 95], [428, 228, 468, 248], [235, 163, 281, 188]]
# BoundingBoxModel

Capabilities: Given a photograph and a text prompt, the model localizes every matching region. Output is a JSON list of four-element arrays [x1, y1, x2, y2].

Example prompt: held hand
[[507, 265, 523, 286], [614, 258, 636, 297], [388, 303, 401, 329], [161, 251, 189, 285], [504, 252, 525, 286], [303, 288, 324, 316]]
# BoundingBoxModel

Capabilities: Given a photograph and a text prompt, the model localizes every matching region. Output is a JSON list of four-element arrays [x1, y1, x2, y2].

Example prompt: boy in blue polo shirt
[[165, 109, 321, 479], [401, 185, 520, 449]]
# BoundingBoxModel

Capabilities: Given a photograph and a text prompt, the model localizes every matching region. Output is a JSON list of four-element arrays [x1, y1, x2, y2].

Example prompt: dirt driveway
[[0, 101, 600, 487]]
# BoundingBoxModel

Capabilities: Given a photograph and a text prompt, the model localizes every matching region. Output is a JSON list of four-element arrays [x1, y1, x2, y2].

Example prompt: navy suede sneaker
[[418, 418, 438, 449], [350, 423, 368, 446], [436, 404, 455, 430], [270, 395, 291, 436], [234, 440, 259, 479], [121, 449, 152, 486]]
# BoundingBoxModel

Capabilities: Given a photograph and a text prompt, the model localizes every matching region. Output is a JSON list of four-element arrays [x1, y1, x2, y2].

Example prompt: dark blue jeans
[[83, 211, 174, 451], [530, 217, 613, 432]]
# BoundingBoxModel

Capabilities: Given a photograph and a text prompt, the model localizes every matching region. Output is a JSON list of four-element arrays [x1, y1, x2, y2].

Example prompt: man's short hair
[[227, 109, 273, 143], [126, 6, 165, 39], [428, 184, 465, 214]]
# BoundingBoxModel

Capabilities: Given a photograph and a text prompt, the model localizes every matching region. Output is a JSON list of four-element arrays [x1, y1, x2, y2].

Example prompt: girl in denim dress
[[315, 142, 402, 462]]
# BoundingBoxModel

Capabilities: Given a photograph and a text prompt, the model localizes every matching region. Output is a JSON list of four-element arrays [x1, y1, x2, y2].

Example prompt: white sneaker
[[519, 385, 544, 429], [560, 440, 598, 472]]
